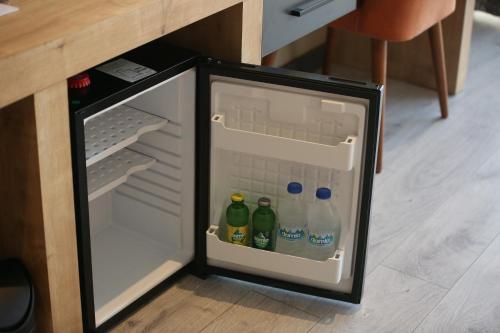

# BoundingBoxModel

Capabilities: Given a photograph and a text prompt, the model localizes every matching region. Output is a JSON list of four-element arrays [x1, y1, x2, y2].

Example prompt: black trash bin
[[0, 259, 35, 333]]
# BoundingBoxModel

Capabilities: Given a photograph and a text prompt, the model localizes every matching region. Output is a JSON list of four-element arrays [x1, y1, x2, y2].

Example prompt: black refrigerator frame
[[69, 45, 382, 332]]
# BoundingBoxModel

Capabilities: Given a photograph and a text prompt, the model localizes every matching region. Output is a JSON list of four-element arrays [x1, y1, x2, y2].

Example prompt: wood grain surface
[[112, 276, 249, 333], [309, 266, 446, 333], [164, 0, 263, 65], [0, 82, 82, 332], [200, 290, 318, 333], [0, 0, 251, 108], [414, 233, 500, 333]]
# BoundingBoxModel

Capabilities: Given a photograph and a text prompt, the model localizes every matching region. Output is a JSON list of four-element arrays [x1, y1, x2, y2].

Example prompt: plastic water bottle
[[275, 182, 307, 256], [306, 187, 341, 261]]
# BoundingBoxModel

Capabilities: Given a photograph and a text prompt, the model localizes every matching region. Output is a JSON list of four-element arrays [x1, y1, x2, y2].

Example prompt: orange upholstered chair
[[323, 0, 456, 173]]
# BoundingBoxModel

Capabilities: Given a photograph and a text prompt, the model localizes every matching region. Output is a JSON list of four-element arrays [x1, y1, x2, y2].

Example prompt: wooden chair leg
[[323, 26, 336, 75], [429, 21, 449, 119], [262, 51, 278, 67], [371, 39, 388, 174]]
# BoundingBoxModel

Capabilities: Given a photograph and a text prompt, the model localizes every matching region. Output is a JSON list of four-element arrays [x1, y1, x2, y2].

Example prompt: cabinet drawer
[[262, 0, 357, 56]]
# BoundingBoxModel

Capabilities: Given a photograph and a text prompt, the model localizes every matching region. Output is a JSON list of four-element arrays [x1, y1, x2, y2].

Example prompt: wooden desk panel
[[0, 1, 263, 332], [0, 82, 82, 333], [0, 0, 254, 108]]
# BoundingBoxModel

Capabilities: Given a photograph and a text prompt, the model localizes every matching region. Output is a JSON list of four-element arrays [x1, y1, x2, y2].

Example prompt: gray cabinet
[[262, 0, 357, 56]]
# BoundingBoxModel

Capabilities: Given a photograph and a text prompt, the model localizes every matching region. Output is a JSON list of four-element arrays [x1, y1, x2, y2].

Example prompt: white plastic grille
[[85, 105, 167, 166], [87, 148, 155, 201]]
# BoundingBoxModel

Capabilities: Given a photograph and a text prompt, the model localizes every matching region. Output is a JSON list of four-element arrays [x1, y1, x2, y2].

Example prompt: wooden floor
[[110, 12, 500, 333]]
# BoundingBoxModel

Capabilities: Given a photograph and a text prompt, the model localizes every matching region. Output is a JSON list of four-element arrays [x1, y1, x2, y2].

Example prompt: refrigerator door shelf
[[206, 225, 344, 288], [211, 114, 357, 171], [202, 63, 381, 301], [84, 104, 167, 167], [87, 148, 156, 202]]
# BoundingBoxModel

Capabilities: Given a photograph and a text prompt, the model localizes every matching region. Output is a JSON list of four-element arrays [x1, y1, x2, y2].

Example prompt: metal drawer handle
[[289, 0, 335, 17]]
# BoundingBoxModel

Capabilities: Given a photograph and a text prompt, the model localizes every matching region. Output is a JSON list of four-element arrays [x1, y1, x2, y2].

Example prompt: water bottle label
[[278, 227, 305, 241], [308, 232, 334, 247], [227, 225, 248, 245], [253, 231, 271, 250]]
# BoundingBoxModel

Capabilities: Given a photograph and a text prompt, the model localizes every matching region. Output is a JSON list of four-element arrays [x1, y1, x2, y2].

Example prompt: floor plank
[[332, 25, 500, 274], [242, 280, 353, 319], [110, 275, 249, 332], [452, 54, 500, 132], [363, 11, 500, 274], [383, 147, 500, 288], [199, 291, 319, 333], [366, 115, 500, 274], [414, 233, 500, 333], [308, 266, 446, 333]]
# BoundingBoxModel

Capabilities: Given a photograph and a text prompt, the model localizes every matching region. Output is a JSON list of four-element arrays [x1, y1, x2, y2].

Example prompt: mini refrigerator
[[69, 40, 382, 332]]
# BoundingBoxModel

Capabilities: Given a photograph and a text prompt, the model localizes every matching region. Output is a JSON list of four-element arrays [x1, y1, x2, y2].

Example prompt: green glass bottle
[[252, 197, 276, 251], [226, 193, 250, 246]]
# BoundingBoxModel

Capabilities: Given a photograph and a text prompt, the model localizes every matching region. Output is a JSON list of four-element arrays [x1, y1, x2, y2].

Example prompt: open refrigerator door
[[196, 61, 382, 302]]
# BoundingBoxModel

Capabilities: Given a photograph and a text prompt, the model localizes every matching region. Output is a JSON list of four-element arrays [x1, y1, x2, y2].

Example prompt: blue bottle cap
[[287, 182, 302, 194], [316, 187, 331, 200]]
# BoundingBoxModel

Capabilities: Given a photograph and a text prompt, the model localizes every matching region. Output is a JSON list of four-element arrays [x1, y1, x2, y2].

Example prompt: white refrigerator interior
[[206, 76, 368, 293], [84, 69, 196, 325]]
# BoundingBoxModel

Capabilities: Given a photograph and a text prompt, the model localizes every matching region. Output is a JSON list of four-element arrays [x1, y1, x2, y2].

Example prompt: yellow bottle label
[[227, 225, 248, 245]]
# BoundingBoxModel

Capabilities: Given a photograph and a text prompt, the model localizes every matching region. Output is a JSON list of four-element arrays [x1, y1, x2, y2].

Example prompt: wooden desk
[[0, 1, 262, 332]]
